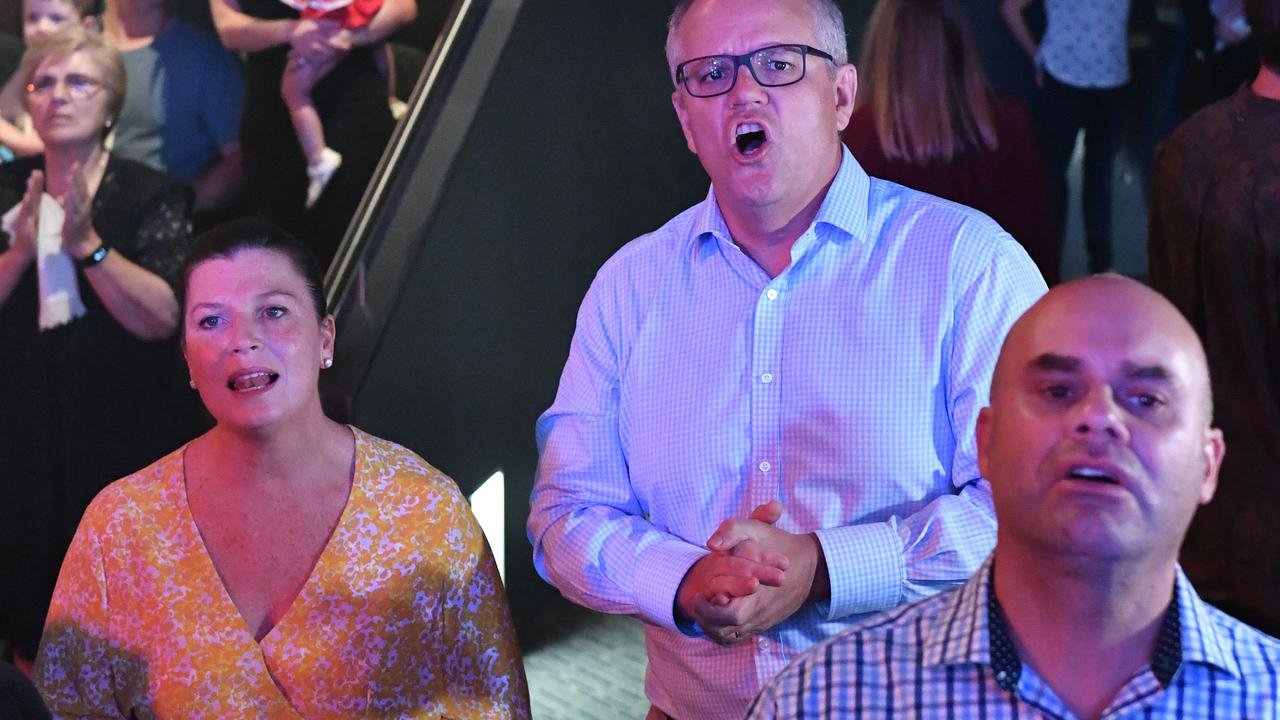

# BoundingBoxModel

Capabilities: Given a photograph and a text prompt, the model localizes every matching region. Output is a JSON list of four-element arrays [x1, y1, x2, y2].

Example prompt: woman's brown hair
[[857, 0, 998, 164]]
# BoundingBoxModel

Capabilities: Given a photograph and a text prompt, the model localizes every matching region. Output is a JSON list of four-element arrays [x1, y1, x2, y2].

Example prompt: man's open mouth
[[735, 123, 767, 155], [1067, 466, 1119, 484]]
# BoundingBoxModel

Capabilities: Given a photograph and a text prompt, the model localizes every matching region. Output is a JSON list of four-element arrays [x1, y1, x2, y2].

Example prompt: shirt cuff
[[633, 539, 710, 631], [814, 521, 905, 620]]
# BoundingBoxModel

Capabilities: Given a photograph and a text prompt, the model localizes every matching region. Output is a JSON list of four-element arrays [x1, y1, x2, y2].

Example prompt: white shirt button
[[761, 372, 773, 384], [766, 288, 779, 300], [758, 637, 771, 650], [758, 461, 771, 472]]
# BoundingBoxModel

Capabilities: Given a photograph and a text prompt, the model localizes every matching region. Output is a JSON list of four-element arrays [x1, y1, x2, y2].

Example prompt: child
[[279, 0, 391, 208], [0, 0, 96, 160]]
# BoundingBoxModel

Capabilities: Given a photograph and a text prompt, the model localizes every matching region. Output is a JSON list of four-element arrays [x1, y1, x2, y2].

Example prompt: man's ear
[[1197, 427, 1225, 505], [833, 63, 857, 133], [672, 89, 698, 155], [976, 406, 994, 479]]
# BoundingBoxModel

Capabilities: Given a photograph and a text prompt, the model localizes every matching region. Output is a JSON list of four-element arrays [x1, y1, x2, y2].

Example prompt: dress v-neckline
[[177, 428, 363, 649]]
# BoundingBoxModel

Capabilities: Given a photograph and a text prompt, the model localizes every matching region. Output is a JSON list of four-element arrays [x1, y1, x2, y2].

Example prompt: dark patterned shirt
[[746, 555, 1280, 719]]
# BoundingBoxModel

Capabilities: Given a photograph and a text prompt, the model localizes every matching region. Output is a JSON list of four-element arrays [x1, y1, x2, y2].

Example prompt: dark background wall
[[351, 1, 705, 629]]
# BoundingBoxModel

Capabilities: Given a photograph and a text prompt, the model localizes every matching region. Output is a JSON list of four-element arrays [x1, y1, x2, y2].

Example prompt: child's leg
[[375, 43, 409, 119], [282, 58, 343, 208], [281, 59, 328, 167], [375, 42, 394, 93]]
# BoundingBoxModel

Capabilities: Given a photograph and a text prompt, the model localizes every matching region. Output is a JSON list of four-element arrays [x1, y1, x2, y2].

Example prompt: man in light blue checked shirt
[[748, 276, 1280, 719], [527, 0, 1047, 717]]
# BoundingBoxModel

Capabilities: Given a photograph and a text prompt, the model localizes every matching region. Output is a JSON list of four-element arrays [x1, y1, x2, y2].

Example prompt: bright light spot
[[469, 470, 505, 584]]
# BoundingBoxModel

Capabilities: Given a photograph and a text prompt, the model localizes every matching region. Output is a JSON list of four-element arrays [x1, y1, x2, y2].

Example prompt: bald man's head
[[991, 275, 1214, 423], [978, 274, 1224, 563]]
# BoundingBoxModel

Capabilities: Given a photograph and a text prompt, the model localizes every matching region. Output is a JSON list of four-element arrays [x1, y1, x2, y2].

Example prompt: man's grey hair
[[664, 0, 849, 84]]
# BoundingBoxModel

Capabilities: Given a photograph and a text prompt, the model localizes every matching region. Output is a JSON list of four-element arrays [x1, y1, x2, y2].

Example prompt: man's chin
[[715, 173, 787, 209]]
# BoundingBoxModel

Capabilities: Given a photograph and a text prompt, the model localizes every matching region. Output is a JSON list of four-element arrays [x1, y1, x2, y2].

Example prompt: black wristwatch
[[76, 244, 110, 269]]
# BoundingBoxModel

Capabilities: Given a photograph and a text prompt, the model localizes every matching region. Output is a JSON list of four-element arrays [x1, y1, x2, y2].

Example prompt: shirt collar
[[1232, 82, 1280, 118], [685, 145, 872, 259], [924, 556, 1242, 687], [1173, 564, 1244, 677]]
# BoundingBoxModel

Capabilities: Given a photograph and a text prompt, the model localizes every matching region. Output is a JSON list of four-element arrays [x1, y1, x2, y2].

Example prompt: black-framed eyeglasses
[[675, 44, 835, 98]]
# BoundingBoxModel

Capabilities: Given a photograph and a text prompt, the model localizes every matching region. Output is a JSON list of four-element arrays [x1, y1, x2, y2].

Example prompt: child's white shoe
[[305, 148, 343, 209]]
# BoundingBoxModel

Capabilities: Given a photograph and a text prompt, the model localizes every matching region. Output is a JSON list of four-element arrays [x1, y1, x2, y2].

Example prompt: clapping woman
[[35, 219, 530, 718], [0, 27, 199, 667]]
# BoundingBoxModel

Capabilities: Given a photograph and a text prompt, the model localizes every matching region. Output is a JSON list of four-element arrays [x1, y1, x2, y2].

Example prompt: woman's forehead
[[34, 50, 94, 75], [193, 249, 301, 282], [187, 249, 308, 299]]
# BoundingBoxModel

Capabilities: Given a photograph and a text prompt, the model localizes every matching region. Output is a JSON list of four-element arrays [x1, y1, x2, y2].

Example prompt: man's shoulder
[[1167, 102, 1234, 151], [1200, 601, 1280, 675], [749, 585, 968, 717], [1162, 88, 1270, 162], [592, 201, 706, 283], [840, 584, 959, 642], [790, 584, 961, 672], [864, 175, 1006, 238], [861, 175, 1031, 280]]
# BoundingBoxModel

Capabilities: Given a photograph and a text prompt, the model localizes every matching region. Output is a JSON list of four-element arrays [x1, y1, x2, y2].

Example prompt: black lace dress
[[0, 155, 205, 659]]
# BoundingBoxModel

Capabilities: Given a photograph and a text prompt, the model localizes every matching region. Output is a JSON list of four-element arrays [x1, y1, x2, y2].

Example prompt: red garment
[[299, 0, 381, 28], [844, 94, 1058, 285]]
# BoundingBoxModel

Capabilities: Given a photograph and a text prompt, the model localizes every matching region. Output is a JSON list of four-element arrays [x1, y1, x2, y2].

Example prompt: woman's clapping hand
[[9, 170, 44, 264]]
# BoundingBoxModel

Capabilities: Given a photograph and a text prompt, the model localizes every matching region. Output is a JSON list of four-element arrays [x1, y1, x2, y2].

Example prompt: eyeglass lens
[[27, 73, 101, 100], [681, 45, 808, 97]]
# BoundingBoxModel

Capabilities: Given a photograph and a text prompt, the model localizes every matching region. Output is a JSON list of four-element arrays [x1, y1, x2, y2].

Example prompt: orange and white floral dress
[[34, 428, 530, 719]]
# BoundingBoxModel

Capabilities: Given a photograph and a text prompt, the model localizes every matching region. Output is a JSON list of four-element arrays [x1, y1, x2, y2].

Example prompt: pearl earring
[[188, 379, 196, 389], [322, 357, 333, 369]]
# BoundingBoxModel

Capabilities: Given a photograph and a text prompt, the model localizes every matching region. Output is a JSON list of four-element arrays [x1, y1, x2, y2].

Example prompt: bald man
[[749, 276, 1280, 720]]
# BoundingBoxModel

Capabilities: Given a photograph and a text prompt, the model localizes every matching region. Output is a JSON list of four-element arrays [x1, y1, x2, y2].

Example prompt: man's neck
[[719, 169, 838, 279], [992, 545, 1177, 720], [1252, 65, 1280, 101], [102, 6, 172, 50]]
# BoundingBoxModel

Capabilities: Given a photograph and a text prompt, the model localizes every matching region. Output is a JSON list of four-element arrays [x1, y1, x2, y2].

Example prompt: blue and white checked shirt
[[747, 556, 1280, 719], [528, 148, 1047, 720]]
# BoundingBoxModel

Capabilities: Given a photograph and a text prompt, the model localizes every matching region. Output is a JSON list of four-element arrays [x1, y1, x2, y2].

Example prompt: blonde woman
[[0, 27, 198, 668], [0, 0, 96, 158]]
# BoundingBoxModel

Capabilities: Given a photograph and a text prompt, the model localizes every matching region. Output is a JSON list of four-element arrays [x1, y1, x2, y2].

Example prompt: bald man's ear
[[976, 406, 994, 479], [1197, 427, 1225, 505]]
